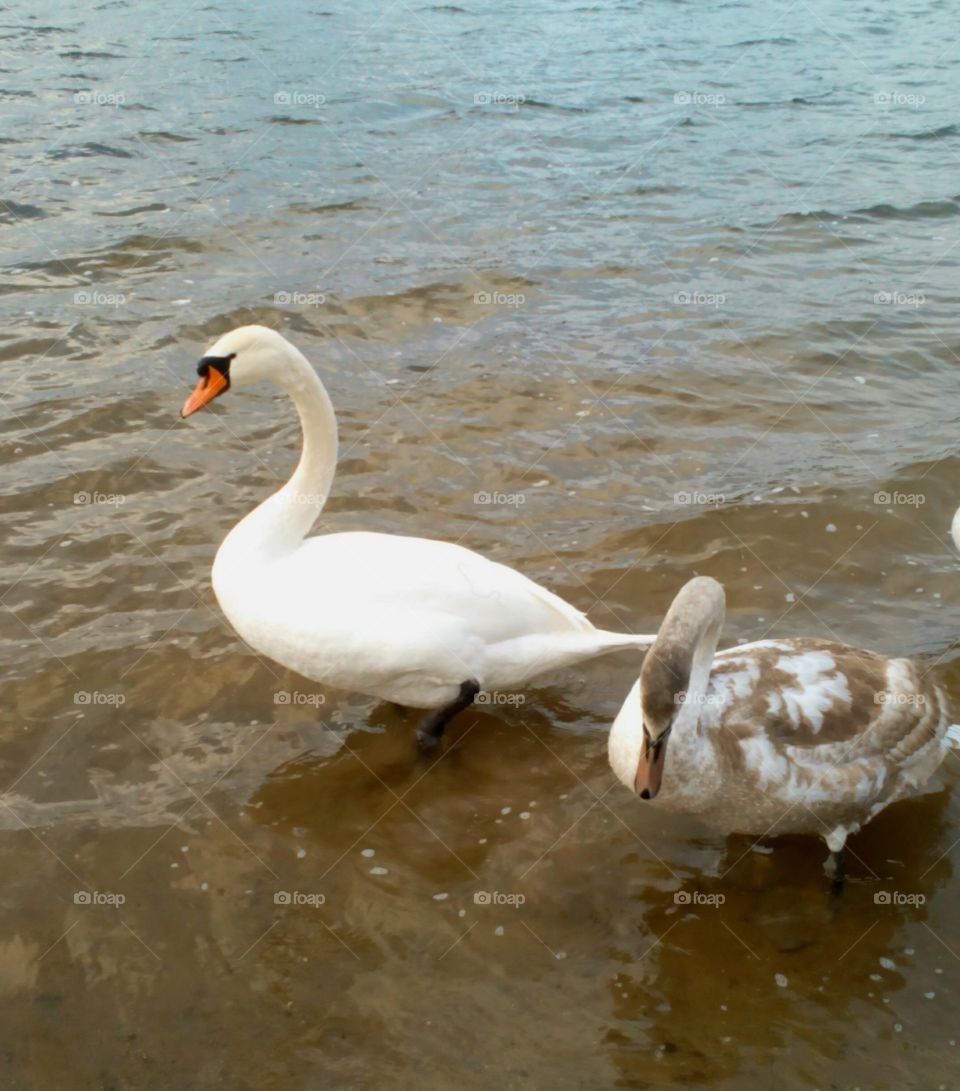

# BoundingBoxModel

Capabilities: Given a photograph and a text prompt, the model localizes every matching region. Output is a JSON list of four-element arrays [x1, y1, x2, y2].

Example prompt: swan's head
[[180, 325, 296, 418], [632, 576, 725, 800]]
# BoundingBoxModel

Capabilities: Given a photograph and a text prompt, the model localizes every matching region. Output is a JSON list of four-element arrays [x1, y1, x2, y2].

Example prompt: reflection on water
[[3, 0, 960, 1086]]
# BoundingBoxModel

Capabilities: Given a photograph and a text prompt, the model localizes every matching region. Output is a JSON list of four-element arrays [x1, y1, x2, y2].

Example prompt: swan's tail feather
[[596, 631, 657, 653]]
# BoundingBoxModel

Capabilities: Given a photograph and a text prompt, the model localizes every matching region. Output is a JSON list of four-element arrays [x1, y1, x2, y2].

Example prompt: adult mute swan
[[608, 576, 958, 881], [181, 325, 656, 746]]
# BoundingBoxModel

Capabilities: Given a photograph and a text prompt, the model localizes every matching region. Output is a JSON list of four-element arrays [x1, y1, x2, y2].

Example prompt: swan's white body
[[609, 577, 958, 854], [188, 326, 655, 710]]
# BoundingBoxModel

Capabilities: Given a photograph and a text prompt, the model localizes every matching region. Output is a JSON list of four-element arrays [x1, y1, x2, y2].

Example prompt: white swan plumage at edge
[[609, 575, 959, 865], [951, 505, 960, 557], [181, 325, 656, 720]]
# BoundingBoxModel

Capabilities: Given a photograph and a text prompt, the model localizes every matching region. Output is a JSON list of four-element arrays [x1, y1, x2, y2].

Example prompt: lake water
[[3, 0, 960, 1086]]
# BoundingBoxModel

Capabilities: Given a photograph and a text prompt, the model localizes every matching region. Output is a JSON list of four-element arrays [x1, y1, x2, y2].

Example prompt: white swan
[[181, 325, 656, 744], [608, 575, 958, 880]]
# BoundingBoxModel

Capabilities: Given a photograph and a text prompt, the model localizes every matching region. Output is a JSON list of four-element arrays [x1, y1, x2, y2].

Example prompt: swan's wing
[[291, 531, 597, 640], [709, 639, 949, 770]]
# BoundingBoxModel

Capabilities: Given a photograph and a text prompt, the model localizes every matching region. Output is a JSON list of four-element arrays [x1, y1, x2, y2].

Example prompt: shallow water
[[3, 0, 960, 1087]]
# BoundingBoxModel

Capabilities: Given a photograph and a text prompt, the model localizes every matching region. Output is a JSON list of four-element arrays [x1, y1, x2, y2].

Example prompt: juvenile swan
[[608, 576, 958, 879]]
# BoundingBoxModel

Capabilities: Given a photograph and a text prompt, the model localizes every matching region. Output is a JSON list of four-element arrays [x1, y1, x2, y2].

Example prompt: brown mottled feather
[[709, 639, 947, 762]]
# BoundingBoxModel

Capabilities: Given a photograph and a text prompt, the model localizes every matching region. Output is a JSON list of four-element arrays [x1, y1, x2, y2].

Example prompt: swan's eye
[[197, 352, 236, 379]]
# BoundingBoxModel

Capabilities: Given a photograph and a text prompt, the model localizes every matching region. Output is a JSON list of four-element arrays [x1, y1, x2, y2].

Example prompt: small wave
[[856, 196, 960, 221], [137, 130, 195, 143], [0, 200, 47, 222], [630, 184, 683, 197], [50, 141, 134, 160], [887, 123, 959, 141], [94, 202, 169, 217], [289, 200, 369, 215], [521, 99, 589, 113], [58, 49, 125, 60], [268, 115, 319, 126], [763, 195, 960, 227], [726, 36, 796, 47], [200, 125, 250, 135], [741, 91, 835, 108], [18, 231, 217, 280]]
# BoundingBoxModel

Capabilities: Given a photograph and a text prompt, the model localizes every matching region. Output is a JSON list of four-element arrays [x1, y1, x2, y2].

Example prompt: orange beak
[[181, 368, 228, 418], [635, 728, 670, 800]]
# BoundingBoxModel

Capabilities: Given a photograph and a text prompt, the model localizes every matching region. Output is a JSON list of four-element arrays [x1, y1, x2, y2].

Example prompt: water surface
[[3, 0, 960, 1087]]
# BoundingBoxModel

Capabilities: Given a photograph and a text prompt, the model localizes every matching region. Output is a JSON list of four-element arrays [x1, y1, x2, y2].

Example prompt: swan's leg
[[827, 848, 846, 890], [416, 680, 480, 750], [824, 827, 848, 892]]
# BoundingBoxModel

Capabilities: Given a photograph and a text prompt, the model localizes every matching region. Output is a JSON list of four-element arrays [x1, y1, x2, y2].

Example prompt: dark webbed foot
[[416, 728, 443, 753]]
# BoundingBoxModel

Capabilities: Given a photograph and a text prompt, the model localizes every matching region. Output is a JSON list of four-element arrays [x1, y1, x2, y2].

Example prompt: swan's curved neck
[[674, 617, 721, 736], [642, 585, 725, 737], [223, 344, 338, 560]]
